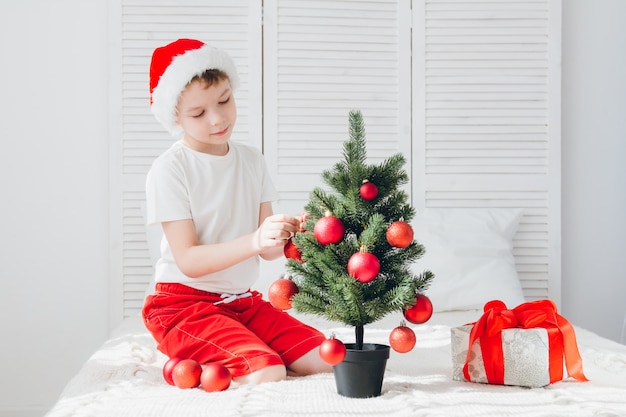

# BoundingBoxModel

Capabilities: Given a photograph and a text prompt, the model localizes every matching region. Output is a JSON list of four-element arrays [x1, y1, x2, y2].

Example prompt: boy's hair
[[191, 69, 231, 87]]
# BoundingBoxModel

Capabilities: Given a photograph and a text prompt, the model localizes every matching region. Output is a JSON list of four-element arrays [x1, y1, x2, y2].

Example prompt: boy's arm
[[162, 202, 297, 278]]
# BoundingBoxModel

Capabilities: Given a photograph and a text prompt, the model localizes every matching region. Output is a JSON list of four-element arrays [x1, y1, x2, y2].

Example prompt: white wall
[[0, 1, 624, 416], [561, 0, 626, 343], [0, 1, 110, 416]]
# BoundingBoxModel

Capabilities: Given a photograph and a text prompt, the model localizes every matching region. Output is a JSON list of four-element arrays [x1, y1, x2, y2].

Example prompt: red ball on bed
[[200, 363, 232, 392], [172, 359, 202, 389], [162, 357, 183, 385]]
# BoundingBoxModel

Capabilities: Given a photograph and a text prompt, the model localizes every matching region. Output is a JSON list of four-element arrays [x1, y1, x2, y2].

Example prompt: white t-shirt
[[145, 140, 278, 293]]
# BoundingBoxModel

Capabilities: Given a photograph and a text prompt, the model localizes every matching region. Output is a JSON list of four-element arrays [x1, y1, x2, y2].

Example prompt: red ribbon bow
[[462, 299, 588, 385]]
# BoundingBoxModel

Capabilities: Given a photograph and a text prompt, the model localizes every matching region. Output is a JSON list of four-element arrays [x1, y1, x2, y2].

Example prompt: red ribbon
[[462, 299, 588, 385]]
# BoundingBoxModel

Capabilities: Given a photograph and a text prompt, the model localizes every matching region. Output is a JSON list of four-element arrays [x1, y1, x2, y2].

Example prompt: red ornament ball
[[171, 359, 202, 389], [200, 363, 232, 392], [314, 215, 345, 245], [403, 294, 433, 325], [347, 251, 380, 283], [283, 238, 303, 263], [389, 322, 417, 353], [386, 221, 414, 248], [268, 277, 299, 310], [359, 180, 378, 200], [319, 336, 347, 366], [162, 357, 183, 386]]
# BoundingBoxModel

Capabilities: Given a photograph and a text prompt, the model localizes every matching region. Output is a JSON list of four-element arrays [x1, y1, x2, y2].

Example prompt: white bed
[[44, 310, 626, 417], [45, 209, 626, 416]]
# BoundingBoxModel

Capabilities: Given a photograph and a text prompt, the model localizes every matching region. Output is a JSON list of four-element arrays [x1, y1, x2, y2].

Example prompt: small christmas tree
[[285, 110, 434, 350]]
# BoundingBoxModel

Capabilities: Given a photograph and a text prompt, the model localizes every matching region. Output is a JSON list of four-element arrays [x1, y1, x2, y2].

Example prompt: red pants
[[142, 283, 325, 378]]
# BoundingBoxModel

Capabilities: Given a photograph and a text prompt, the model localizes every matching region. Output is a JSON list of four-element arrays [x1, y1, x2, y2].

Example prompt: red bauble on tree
[[314, 214, 345, 245], [389, 321, 416, 353], [386, 221, 414, 248], [347, 251, 380, 283], [319, 335, 346, 366], [403, 294, 433, 325], [268, 276, 299, 310], [359, 179, 378, 200], [284, 238, 303, 263]]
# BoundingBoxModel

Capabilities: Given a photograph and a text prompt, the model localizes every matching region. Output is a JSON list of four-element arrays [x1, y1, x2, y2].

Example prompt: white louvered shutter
[[412, 0, 561, 304], [110, 0, 561, 322], [110, 0, 262, 322], [263, 0, 412, 216]]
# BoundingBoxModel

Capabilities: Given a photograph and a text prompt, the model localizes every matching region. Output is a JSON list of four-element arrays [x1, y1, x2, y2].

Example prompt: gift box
[[451, 300, 588, 388], [452, 324, 554, 387]]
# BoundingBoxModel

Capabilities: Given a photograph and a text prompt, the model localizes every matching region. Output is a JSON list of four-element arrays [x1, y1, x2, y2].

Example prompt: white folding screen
[[263, 0, 412, 216], [412, 0, 561, 303], [110, 0, 560, 324]]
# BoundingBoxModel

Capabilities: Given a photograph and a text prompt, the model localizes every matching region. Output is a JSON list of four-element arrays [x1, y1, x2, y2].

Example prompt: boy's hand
[[295, 211, 309, 232], [255, 214, 299, 251]]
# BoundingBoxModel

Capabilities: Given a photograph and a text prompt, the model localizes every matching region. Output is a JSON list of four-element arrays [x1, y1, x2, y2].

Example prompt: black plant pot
[[333, 343, 390, 398]]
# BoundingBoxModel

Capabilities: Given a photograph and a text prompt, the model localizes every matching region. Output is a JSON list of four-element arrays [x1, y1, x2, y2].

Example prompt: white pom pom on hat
[[149, 38, 239, 136]]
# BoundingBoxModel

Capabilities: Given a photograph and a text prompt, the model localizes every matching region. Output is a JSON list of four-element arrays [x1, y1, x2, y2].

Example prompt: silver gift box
[[451, 324, 557, 388]]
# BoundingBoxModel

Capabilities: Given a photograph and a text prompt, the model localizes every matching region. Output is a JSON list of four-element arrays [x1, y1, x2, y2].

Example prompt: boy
[[142, 38, 331, 384]]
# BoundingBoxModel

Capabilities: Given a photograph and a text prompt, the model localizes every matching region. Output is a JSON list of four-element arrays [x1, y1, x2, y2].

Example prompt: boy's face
[[176, 77, 236, 155]]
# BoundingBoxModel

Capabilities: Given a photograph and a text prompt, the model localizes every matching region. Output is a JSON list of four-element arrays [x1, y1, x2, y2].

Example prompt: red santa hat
[[149, 38, 239, 136]]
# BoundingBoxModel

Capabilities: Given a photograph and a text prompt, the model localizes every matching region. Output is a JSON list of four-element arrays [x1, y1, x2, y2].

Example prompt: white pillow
[[411, 208, 526, 312]]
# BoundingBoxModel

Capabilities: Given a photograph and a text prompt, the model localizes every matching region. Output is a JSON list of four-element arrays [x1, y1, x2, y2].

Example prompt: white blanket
[[45, 311, 626, 417]]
